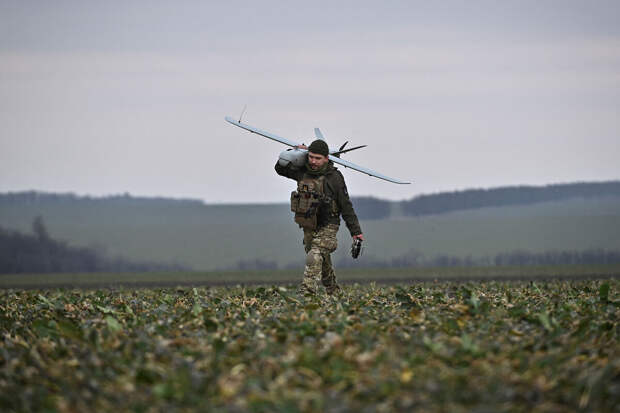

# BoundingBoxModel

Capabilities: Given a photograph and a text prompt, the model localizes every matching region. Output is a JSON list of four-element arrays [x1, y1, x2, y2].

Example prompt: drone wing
[[225, 116, 300, 147], [225, 115, 411, 184], [329, 155, 411, 184]]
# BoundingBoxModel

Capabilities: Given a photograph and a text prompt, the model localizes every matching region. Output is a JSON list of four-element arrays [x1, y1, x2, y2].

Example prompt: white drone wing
[[328, 155, 410, 184], [225, 116, 300, 147], [225, 116, 411, 184]]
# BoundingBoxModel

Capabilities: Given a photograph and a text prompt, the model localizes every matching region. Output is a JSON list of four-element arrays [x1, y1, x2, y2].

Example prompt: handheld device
[[351, 238, 363, 259]]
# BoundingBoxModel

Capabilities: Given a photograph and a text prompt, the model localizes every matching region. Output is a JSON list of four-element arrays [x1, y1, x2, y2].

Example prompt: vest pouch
[[292, 176, 324, 230], [297, 192, 314, 212], [295, 211, 317, 230], [290, 191, 300, 212], [297, 179, 321, 195]]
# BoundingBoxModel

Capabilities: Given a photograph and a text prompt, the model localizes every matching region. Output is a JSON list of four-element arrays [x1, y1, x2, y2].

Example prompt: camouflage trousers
[[301, 223, 340, 295]]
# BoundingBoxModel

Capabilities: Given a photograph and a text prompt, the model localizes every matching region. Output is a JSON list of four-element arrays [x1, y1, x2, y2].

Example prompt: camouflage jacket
[[275, 161, 362, 236]]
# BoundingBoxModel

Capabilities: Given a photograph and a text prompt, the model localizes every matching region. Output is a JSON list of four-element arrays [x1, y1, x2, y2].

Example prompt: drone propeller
[[331, 144, 367, 158]]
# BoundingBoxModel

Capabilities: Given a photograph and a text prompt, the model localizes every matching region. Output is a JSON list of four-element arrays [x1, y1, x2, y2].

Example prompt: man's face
[[308, 151, 329, 170]]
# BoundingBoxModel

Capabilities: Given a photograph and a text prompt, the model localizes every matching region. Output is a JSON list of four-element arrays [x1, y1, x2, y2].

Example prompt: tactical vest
[[290, 175, 338, 230]]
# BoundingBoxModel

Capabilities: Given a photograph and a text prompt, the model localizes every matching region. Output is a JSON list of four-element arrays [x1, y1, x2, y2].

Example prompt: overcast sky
[[1, 0, 619, 203]]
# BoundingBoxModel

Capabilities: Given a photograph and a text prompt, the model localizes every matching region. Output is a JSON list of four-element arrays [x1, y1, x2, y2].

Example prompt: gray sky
[[1, 0, 619, 203]]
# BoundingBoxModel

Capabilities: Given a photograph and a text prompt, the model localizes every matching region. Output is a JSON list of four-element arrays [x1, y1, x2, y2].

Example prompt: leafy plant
[[0, 279, 618, 412]]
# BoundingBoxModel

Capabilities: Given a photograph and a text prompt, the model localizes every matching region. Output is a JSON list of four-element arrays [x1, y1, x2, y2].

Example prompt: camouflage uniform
[[303, 223, 339, 294], [275, 160, 362, 295]]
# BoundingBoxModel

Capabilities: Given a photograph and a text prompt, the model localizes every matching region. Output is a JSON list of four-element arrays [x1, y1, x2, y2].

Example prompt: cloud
[[1, 2, 619, 202]]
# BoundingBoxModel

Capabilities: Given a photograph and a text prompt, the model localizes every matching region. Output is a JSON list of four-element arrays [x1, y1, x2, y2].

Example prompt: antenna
[[238, 105, 247, 123]]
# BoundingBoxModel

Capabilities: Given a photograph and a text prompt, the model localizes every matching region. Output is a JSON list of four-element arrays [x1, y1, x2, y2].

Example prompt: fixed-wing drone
[[225, 116, 410, 184]]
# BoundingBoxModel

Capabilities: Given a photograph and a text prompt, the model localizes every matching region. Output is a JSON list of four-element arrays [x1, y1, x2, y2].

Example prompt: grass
[[1, 278, 618, 412]]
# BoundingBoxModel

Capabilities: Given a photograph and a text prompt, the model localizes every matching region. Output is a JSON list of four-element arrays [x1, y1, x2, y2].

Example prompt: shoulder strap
[[317, 175, 326, 195]]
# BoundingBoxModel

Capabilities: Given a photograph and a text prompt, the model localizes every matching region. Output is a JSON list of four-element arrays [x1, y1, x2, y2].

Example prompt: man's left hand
[[353, 234, 365, 241]]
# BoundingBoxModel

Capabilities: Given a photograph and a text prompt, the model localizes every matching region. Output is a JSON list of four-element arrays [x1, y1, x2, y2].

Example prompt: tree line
[[228, 248, 620, 271], [0, 191, 204, 206], [0, 217, 188, 274], [2, 181, 619, 220], [400, 181, 620, 217], [354, 181, 620, 218], [334, 248, 620, 269]]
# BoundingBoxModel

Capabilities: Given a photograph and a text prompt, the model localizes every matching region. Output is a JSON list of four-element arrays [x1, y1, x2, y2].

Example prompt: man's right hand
[[295, 144, 308, 150]]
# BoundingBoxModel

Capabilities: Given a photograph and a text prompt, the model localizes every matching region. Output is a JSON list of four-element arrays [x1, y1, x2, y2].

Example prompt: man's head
[[307, 140, 330, 170]]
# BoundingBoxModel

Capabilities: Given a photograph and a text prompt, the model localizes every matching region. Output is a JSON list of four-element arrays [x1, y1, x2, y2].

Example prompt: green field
[[2, 196, 620, 270], [1, 278, 618, 412]]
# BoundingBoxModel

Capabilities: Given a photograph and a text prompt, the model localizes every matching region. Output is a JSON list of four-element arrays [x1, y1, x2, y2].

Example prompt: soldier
[[275, 139, 364, 295]]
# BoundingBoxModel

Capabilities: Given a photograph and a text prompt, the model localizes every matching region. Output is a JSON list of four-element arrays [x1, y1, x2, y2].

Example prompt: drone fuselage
[[278, 148, 307, 168]]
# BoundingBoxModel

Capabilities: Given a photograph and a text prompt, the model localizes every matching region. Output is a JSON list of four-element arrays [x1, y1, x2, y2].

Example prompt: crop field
[[1, 278, 618, 412]]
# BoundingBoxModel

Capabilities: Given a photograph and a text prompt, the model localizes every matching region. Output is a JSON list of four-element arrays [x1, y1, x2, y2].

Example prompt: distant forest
[[232, 248, 620, 271], [2, 180, 619, 220], [401, 181, 620, 217], [0, 191, 203, 206], [333, 248, 620, 270], [0, 217, 188, 274]]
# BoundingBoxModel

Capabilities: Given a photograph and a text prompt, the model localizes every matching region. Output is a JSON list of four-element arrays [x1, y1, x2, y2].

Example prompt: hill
[[1, 181, 619, 270], [401, 181, 620, 216], [3, 181, 620, 220]]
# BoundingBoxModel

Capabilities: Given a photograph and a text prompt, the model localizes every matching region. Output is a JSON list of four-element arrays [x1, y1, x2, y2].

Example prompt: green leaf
[[599, 283, 610, 303], [468, 293, 480, 310], [37, 294, 52, 307], [460, 334, 480, 355], [97, 305, 116, 314], [105, 316, 122, 333], [56, 319, 82, 341], [153, 383, 173, 399], [191, 301, 202, 316], [32, 319, 56, 337], [537, 312, 553, 332]]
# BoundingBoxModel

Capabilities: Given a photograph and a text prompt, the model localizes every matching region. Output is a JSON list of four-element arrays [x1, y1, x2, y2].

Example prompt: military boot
[[325, 283, 342, 295], [297, 281, 317, 298], [322, 272, 341, 295]]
